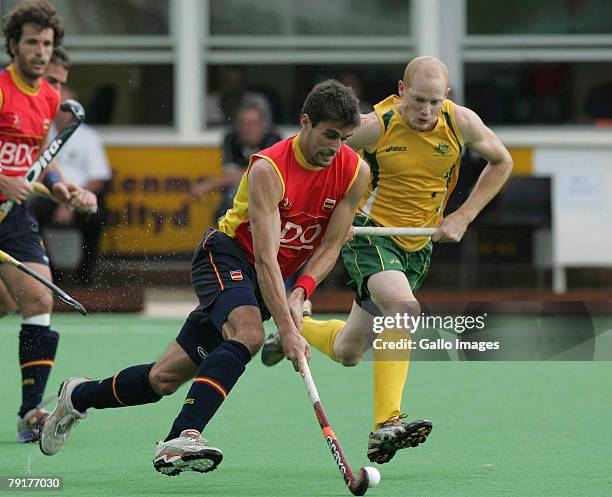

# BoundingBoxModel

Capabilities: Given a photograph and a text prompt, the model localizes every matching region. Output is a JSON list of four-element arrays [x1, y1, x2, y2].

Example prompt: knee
[[377, 300, 421, 318], [334, 344, 363, 367], [234, 328, 264, 357], [148, 366, 183, 396], [22, 291, 53, 316], [223, 320, 264, 357]]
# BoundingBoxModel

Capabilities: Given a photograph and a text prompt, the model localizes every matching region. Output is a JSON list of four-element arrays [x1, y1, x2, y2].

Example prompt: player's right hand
[[0, 176, 33, 204], [287, 288, 306, 331], [280, 329, 311, 373]]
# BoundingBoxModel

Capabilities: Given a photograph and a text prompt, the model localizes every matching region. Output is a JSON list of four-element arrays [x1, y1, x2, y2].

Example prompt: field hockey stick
[[0, 99, 85, 222], [353, 227, 437, 237], [299, 358, 379, 496], [0, 249, 86, 315], [32, 182, 98, 214]]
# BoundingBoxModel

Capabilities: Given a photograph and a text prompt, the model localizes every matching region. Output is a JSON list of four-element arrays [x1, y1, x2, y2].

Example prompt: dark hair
[[50, 45, 70, 70], [3, 0, 65, 58], [300, 79, 360, 128]]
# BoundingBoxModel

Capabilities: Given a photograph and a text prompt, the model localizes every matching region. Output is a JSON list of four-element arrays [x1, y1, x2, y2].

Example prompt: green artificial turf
[[1, 314, 611, 497]]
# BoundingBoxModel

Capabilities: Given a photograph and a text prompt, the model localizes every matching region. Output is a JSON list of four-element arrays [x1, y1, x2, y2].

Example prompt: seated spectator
[[192, 99, 282, 221], [32, 84, 112, 283]]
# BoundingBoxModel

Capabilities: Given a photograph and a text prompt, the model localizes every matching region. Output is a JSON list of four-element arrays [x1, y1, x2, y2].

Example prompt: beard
[[14, 51, 46, 82]]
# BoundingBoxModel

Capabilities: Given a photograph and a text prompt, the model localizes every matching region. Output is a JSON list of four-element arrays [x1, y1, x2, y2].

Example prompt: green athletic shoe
[[261, 300, 312, 366], [367, 416, 432, 464]]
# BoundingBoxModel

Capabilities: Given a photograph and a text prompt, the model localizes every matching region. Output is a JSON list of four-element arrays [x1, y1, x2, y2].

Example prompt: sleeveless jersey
[[219, 135, 361, 277], [0, 64, 60, 201], [359, 95, 463, 251]]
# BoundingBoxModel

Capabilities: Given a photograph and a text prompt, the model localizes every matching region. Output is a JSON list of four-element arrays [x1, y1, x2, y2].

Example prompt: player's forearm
[[255, 258, 295, 332], [45, 160, 67, 182], [456, 159, 513, 223], [299, 242, 342, 285]]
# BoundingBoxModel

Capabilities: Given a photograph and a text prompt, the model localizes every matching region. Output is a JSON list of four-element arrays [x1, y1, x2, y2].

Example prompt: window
[[68, 64, 173, 126], [210, 0, 411, 36], [467, 0, 612, 35], [464, 62, 612, 125], [1, 0, 169, 35], [464, 0, 612, 125], [204, 0, 412, 126], [206, 63, 403, 126]]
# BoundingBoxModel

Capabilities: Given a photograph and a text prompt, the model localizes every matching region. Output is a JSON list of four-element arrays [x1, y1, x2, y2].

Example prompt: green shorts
[[341, 215, 432, 300]]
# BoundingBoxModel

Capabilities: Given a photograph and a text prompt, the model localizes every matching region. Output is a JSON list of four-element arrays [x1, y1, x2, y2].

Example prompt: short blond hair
[[403, 56, 449, 88]]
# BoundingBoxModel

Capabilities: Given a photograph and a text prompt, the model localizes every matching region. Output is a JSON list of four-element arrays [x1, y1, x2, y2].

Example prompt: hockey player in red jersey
[[0, 0, 96, 442], [40, 80, 370, 478]]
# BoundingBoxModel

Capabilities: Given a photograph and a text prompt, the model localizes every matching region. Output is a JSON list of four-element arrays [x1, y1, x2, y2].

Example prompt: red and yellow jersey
[[0, 64, 60, 201], [219, 135, 361, 277]]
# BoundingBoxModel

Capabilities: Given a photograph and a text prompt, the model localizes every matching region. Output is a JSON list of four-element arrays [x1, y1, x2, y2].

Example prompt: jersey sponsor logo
[[433, 142, 451, 155], [197, 347, 208, 360], [280, 221, 322, 251], [322, 198, 336, 210], [230, 270, 243, 281], [280, 197, 292, 210], [385, 145, 407, 152], [0, 140, 38, 167]]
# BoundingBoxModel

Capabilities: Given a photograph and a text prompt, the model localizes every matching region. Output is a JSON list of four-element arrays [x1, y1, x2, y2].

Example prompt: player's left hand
[[66, 184, 98, 213], [432, 211, 470, 243]]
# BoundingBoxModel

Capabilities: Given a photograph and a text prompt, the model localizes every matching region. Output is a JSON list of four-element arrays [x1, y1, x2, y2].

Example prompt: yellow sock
[[372, 329, 411, 430], [301, 316, 345, 362]]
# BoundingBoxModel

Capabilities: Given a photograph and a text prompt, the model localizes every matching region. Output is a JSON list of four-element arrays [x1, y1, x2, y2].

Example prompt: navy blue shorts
[[0, 202, 48, 265], [176, 228, 270, 366]]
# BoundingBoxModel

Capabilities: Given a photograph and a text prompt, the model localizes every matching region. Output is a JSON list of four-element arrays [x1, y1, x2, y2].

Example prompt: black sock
[[19, 325, 59, 417], [71, 363, 161, 412], [165, 340, 251, 441]]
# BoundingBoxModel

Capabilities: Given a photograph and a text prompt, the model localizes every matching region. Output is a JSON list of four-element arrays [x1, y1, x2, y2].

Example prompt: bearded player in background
[[0, 0, 96, 443]]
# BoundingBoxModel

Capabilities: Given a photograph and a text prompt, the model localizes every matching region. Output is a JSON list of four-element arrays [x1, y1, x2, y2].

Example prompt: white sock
[[22, 314, 51, 327]]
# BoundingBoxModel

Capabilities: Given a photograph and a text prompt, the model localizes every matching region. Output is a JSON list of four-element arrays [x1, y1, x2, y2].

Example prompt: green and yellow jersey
[[359, 95, 464, 251]]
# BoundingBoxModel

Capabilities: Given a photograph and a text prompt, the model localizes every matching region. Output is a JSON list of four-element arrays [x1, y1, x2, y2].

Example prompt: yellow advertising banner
[[100, 146, 532, 257], [102, 147, 222, 255]]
